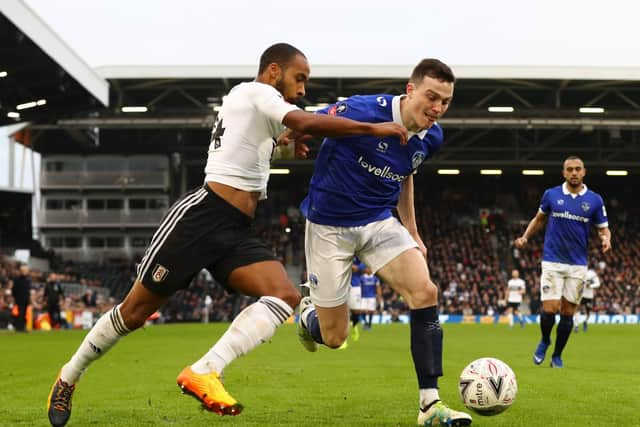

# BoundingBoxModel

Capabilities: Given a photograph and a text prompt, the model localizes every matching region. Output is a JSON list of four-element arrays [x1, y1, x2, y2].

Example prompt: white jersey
[[582, 269, 600, 299], [204, 82, 299, 199], [507, 278, 525, 303]]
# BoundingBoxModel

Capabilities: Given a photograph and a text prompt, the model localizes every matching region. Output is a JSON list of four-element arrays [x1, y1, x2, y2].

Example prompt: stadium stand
[[1, 3, 639, 330]]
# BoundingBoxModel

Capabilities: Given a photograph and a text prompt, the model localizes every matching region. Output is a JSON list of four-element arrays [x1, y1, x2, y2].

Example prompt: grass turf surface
[[1, 322, 638, 426]]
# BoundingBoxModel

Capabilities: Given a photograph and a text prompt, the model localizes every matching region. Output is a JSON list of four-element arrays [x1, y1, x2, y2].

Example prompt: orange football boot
[[176, 366, 243, 415]]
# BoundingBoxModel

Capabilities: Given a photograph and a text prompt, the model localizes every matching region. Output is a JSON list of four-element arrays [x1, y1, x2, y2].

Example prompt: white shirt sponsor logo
[[551, 210, 589, 223], [357, 156, 406, 182]]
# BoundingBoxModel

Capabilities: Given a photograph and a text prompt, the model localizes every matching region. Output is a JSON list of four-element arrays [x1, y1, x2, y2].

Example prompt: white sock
[[60, 304, 130, 384], [191, 296, 293, 375], [420, 388, 440, 409]]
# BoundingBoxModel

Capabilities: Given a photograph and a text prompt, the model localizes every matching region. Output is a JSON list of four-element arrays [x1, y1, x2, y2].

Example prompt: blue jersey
[[360, 274, 380, 298], [300, 94, 443, 226], [351, 258, 366, 287], [539, 183, 608, 265]]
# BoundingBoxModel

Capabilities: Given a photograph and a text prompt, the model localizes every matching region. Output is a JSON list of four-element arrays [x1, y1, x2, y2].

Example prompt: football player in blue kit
[[515, 156, 611, 368], [348, 257, 367, 341], [359, 266, 382, 330], [296, 59, 473, 426]]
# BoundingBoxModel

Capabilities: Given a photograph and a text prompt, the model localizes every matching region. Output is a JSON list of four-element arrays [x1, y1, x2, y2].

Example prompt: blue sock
[[410, 306, 442, 389], [305, 309, 324, 344], [540, 311, 556, 344], [553, 315, 573, 357]]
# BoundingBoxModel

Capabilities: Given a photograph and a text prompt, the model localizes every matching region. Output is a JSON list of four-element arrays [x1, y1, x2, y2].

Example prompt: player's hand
[[294, 139, 310, 159], [601, 237, 611, 253], [371, 122, 408, 145], [514, 236, 528, 248], [277, 130, 312, 159], [277, 129, 296, 146]]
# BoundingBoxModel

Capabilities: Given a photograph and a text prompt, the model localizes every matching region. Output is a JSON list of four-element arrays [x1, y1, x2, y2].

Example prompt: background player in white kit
[[574, 267, 600, 332], [46, 43, 407, 427], [515, 156, 611, 368], [506, 269, 526, 328]]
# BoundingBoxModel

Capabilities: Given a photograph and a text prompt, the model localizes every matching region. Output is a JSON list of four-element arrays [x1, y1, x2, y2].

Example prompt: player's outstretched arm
[[282, 110, 407, 144], [514, 211, 548, 248]]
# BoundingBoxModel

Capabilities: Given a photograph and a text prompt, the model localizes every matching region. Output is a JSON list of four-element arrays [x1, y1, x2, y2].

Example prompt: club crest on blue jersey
[[336, 103, 347, 114], [308, 273, 319, 289], [411, 151, 426, 169], [581, 202, 590, 212], [557, 199, 564, 205]]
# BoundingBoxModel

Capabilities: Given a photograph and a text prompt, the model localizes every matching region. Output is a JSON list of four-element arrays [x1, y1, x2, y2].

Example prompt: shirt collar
[[562, 182, 588, 197], [392, 95, 428, 140]]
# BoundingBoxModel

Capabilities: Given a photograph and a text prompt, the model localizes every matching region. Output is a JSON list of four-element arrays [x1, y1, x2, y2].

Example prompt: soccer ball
[[458, 357, 517, 416]]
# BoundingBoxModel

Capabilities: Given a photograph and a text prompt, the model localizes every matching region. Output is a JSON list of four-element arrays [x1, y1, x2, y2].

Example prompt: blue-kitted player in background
[[515, 156, 611, 368], [347, 257, 366, 342], [359, 266, 382, 330]]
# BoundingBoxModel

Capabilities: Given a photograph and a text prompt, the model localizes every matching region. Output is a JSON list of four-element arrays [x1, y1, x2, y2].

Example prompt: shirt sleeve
[[252, 84, 300, 123], [593, 195, 609, 228], [424, 124, 444, 160], [317, 98, 367, 120], [539, 190, 551, 214]]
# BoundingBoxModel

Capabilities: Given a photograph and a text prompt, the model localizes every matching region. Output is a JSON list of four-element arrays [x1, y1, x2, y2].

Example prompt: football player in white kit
[[574, 268, 600, 332], [506, 269, 526, 328], [47, 43, 407, 427]]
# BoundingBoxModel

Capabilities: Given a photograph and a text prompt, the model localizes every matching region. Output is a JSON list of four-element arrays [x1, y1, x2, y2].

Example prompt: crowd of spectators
[[0, 257, 116, 331], [2, 179, 639, 330]]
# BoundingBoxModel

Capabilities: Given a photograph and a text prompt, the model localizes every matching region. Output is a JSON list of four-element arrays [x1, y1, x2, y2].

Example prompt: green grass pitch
[[1, 322, 638, 426]]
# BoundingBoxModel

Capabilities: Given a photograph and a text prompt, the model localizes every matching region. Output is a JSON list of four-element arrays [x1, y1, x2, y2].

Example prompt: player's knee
[[406, 280, 438, 308]]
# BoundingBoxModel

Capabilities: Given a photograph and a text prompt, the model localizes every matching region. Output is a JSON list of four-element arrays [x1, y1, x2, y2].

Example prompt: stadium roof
[[0, 0, 109, 126], [2, 0, 639, 170]]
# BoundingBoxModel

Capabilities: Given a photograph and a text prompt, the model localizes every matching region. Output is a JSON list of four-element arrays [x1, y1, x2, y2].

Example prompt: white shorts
[[581, 287, 594, 299], [348, 286, 362, 310], [360, 297, 377, 312], [305, 216, 417, 308], [540, 261, 587, 304]]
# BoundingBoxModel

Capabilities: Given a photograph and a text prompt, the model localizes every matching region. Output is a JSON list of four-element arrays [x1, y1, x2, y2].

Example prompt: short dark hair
[[410, 59, 455, 84], [258, 43, 306, 74], [564, 155, 583, 163], [563, 155, 584, 167]]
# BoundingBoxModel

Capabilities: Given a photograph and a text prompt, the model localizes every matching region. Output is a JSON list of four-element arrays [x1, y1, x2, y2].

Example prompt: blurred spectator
[[44, 273, 66, 328], [11, 263, 31, 332]]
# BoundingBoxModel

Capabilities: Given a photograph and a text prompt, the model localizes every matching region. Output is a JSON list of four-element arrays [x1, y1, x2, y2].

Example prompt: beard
[[274, 77, 286, 98], [567, 178, 582, 188]]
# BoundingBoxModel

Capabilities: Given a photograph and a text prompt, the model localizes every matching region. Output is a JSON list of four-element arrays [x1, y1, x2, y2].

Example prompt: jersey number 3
[[211, 117, 225, 149]]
